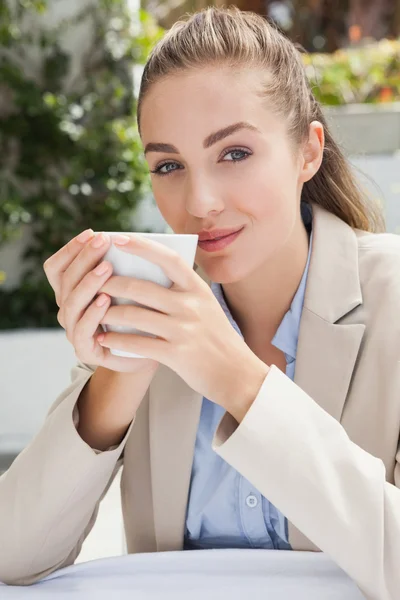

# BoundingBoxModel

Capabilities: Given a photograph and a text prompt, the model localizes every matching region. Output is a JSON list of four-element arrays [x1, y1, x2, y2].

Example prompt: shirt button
[[246, 495, 258, 508]]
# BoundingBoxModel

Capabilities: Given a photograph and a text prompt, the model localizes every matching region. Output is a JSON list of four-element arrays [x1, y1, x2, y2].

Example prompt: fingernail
[[114, 234, 130, 245], [94, 261, 110, 276], [91, 233, 109, 248], [76, 229, 94, 244], [96, 294, 109, 307]]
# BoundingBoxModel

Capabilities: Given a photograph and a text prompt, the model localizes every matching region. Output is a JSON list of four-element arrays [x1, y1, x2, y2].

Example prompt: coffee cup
[[94, 232, 199, 358]]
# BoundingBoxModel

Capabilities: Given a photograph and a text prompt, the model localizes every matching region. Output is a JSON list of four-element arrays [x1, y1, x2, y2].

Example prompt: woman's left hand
[[98, 235, 269, 419]]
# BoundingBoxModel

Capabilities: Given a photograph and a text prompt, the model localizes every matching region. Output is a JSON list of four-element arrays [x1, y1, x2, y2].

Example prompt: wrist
[[77, 364, 157, 451], [222, 357, 270, 424]]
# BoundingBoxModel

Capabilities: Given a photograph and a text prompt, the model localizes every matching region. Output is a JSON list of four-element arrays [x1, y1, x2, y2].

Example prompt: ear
[[298, 121, 324, 184]]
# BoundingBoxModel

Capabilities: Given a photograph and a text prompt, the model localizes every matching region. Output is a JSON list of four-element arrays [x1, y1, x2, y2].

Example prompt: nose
[[185, 177, 224, 219]]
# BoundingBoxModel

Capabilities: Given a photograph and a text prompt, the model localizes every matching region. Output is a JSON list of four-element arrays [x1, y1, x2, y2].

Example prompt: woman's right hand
[[43, 228, 160, 375]]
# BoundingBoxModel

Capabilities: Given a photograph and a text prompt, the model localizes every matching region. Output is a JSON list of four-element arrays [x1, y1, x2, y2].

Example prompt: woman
[[0, 7, 399, 599]]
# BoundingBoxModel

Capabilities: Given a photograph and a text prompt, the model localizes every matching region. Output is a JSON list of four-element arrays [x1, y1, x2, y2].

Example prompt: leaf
[[0, 4, 157, 329], [305, 40, 400, 105]]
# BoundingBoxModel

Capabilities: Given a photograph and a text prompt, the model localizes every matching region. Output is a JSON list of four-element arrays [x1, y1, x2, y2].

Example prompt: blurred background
[[1, 0, 400, 562]]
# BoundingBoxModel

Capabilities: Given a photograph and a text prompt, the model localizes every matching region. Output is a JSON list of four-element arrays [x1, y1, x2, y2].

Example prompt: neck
[[221, 215, 310, 346]]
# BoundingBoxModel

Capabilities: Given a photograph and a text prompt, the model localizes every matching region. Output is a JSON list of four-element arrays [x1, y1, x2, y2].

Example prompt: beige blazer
[[1, 203, 400, 599]]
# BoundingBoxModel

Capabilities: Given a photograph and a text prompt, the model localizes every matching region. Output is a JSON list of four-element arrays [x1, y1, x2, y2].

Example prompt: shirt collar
[[271, 226, 313, 362]]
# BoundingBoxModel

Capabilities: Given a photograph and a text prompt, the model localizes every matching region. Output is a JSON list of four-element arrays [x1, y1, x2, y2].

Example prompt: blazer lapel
[[288, 203, 366, 550], [149, 364, 202, 551], [294, 203, 366, 421]]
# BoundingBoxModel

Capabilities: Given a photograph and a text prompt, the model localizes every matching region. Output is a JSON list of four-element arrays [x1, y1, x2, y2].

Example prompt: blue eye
[[222, 149, 251, 162], [150, 162, 181, 176]]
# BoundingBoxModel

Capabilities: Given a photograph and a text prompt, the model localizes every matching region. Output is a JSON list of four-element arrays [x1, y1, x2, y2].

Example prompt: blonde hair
[[137, 6, 385, 233]]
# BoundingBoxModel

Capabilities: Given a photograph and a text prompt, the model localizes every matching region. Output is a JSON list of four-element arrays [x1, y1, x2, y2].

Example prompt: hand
[[43, 229, 159, 375], [98, 234, 270, 415]]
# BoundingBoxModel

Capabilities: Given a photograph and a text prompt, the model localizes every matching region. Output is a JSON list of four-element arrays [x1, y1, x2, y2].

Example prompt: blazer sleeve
[[212, 365, 400, 600], [0, 360, 135, 586]]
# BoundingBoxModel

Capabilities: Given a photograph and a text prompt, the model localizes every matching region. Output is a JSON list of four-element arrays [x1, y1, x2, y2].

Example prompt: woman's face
[[140, 67, 320, 284]]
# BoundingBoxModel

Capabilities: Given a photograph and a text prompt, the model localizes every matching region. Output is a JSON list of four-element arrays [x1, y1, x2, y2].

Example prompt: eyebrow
[[144, 121, 260, 155]]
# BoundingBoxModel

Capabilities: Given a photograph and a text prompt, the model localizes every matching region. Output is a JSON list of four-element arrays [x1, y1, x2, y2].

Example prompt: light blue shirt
[[184, 202, 313, 551]]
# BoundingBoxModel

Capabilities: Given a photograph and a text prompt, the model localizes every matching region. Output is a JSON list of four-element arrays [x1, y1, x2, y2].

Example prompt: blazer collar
[[302, 202, 362, 322], [293, 202, 365, 419]]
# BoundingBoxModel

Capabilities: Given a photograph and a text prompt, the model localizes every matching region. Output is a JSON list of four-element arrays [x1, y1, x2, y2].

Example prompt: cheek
[[230, 158, 299, 264], [235, 157, 298, 224]]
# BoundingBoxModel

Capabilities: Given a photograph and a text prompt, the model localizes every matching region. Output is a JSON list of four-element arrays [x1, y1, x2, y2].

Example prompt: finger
[[97, 330, 168, 363], [43, 229, 95, 304], [100, 276, 179, 314], [57, 306, 65, 330], [100, 304, 170, 339], [73, 292, 112, 361], [112, 235, 197, 290], [63, 260, 113, 338], [60, 233, 111, 306], [75, 301, 160, 373]]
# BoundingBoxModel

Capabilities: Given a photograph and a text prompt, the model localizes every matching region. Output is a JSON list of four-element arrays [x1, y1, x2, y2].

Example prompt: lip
[[197, 226, 244, 241], [198, 227, 244, 253]]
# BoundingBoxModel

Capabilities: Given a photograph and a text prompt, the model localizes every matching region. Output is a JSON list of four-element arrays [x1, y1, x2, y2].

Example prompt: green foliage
[[304, 39, 400, 105], [0, 0, 163, 329]]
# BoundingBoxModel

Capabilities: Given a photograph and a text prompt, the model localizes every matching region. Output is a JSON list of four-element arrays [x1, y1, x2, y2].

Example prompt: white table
[[0, 549, 366, 599]]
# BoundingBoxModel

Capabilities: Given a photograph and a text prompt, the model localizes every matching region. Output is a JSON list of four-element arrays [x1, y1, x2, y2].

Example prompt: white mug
[[95, 232, 199, 358]]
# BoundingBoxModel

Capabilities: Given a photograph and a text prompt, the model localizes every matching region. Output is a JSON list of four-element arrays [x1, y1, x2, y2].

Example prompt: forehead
[[140, 68, 275, 144]]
